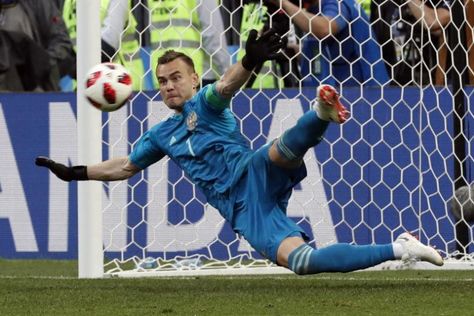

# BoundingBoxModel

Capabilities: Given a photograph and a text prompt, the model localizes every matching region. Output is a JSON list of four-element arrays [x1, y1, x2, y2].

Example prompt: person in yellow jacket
[[147, 0, 230, 89], [356, 0, 371, 17], [62, 0, 145, 91], [237, 2, 280, 89], [237, 1, 301, 89]]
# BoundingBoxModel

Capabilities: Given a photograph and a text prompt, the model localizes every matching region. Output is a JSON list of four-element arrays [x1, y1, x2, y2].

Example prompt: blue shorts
[[231, 144, 309, 263]]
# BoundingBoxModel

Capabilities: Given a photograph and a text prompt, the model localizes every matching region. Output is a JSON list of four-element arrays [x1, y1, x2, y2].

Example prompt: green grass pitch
[[0, 259, 473, 315]]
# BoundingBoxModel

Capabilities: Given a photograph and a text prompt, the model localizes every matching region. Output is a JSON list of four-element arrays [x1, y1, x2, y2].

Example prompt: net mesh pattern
[[97, 0, 474, 274]]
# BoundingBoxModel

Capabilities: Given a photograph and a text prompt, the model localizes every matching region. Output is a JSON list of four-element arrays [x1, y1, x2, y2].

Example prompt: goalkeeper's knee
[[276, 111, 329, 161], [287, 244, 316, 275]]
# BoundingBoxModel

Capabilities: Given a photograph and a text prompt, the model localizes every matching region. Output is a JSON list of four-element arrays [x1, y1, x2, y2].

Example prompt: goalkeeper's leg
[[271, 85, 349, 165], [283, 238, 395, 274], [280, 233, 443, 275]]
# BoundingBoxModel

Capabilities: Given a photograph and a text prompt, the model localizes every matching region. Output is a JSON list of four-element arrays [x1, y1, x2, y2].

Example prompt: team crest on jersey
[[186, 111, 198, 131]]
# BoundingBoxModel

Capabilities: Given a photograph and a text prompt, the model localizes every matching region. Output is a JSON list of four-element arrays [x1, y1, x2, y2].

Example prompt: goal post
[[449, 0, 470, 256], [75, 1, 474, 277], [76, 0, 103, 278]]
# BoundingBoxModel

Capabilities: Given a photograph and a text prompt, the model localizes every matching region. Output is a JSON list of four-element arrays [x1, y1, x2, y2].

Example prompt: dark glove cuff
[[72, 166, 88, 181], [242, 55, 256, 71]]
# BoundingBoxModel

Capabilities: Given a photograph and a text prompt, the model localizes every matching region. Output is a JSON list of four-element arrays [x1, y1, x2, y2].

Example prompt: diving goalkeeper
[[36, 29, 443, 273]]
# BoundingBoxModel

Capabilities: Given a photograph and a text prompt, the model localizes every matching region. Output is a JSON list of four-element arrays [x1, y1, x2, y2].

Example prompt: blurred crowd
[[0, 0, 472, 92]]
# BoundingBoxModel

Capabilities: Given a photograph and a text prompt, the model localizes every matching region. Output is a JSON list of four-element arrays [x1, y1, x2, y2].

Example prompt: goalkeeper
[[36, 29, 443, 273]]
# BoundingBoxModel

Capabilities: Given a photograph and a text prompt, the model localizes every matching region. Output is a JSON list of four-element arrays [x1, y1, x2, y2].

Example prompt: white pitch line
[[0, 275, 77, 280], [0, 275, 473, 282], [310, 276, 474, 282]]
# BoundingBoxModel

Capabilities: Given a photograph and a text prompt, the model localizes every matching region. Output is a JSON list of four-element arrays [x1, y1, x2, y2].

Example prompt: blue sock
[[288, 243, 395, 275], [277, 111, 329, 160]]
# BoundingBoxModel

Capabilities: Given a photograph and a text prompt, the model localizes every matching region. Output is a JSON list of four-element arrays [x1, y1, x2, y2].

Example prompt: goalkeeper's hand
[[35, 156, 88, 182], [241, 28, 286, 71]]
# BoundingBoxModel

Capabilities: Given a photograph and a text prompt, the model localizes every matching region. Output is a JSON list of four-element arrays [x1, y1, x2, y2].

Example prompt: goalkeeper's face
[[156, 59, 199, 112]]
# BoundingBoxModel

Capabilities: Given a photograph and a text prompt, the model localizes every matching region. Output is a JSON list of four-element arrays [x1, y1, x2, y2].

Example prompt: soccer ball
[[84, 62, 132, 112], [451, 185, 474, 222]]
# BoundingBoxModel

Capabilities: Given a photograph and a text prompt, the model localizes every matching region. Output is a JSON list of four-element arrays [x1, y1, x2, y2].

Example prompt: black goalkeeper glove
[[35, 156, 88, 182], [241, 28, 286, 71]]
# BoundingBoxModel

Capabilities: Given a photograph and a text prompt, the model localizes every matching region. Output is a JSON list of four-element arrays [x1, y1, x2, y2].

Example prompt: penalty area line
[[311, 275, 474, 282], [0, 275, 77, 280], [205, 274, 474, 282], [0, 274, 472, 282]]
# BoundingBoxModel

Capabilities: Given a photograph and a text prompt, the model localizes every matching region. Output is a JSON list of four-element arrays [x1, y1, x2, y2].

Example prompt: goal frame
[[77, 0, 103, 278], [76, 1, 474, 278]]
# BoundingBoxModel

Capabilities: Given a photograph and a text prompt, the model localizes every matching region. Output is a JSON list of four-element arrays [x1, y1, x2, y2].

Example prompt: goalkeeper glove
[[241, 28, 285, 71], [35, 156, 88, 182]]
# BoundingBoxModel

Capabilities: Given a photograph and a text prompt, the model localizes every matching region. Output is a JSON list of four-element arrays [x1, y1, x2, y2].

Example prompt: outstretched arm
[[35, 156, 141, 182], [87, 157, 141, 181], [214, 61, 252, 99], [215, 28, 285, 99]]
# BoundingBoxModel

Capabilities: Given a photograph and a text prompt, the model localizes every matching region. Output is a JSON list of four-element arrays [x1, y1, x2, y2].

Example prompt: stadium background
[[0, 0, 474, 269], [1, 86, 473, 260], [3, 2, 474, 315]]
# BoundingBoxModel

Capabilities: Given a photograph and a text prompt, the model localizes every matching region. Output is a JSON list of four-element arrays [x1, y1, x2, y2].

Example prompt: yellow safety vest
[[237, 3, 280, 89], [62, 0, 144, 91], [148, 0, 205, 89], [356, 0, 371, 17]]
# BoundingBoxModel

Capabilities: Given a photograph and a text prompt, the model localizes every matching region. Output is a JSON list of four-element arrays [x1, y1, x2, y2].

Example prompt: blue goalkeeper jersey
[[129, 84, 253, 220]]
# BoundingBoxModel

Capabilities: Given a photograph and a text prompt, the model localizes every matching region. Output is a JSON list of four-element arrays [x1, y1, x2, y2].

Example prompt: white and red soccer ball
[[84, 62, 132, 112]]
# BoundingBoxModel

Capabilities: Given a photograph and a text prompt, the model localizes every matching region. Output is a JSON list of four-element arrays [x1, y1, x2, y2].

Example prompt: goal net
[[82, 0, 474, 276]]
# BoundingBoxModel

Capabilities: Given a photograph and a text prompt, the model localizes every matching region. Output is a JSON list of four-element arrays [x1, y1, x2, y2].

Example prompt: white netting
[[94, 0, 474, 276]]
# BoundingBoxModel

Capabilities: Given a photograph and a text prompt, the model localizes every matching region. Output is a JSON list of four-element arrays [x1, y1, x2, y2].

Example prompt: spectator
[[238, 1, 301, 88], [270, 0, 389, 87], [100, 0, 146, 91], [147, 0, 230, 88], [219, 0, 241, 52], [357, 0, 371, 17], [371, 0, 452, 86], [61, 0, 145, 91], [0, 0, 75, 91]]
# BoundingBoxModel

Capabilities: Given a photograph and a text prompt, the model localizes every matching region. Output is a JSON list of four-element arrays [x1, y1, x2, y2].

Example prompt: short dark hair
[[157, 50, 196, 73]]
